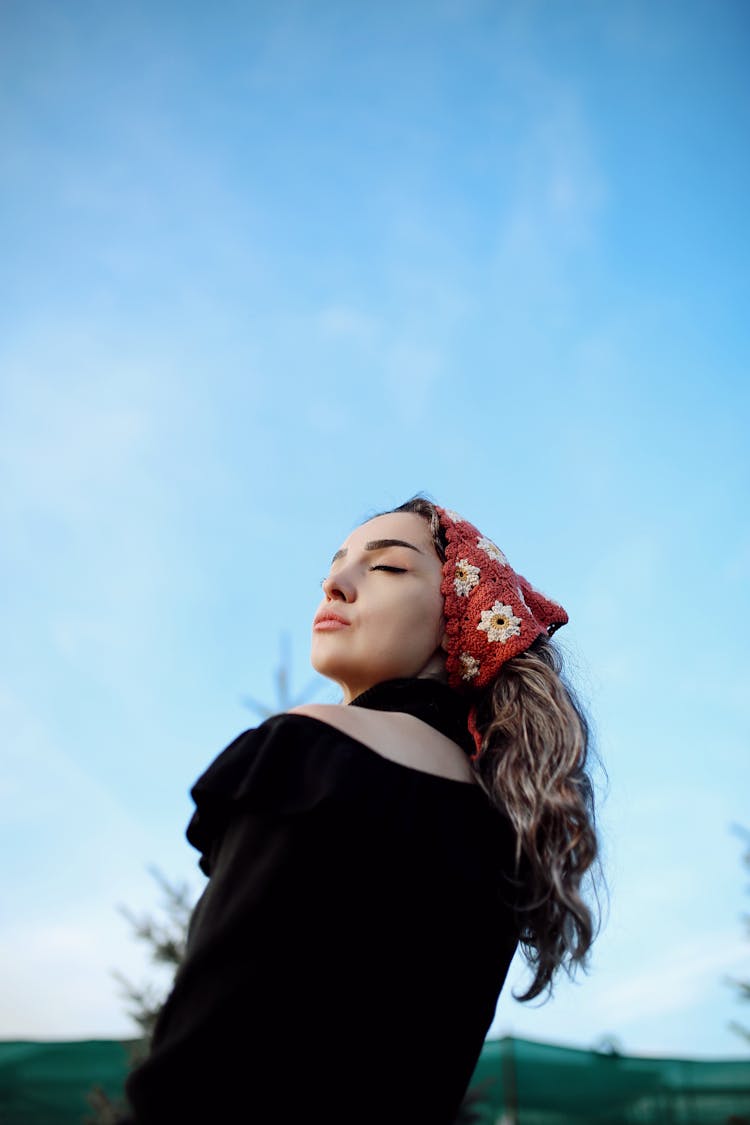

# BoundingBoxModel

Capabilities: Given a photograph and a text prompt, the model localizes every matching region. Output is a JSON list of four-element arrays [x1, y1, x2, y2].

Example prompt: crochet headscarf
[[434, 505, 569, 759]]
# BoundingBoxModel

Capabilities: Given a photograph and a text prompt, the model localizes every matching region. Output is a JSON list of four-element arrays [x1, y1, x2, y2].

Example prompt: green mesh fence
[[0, 1039, 136, 1124], [466, 1037, 750, 1124], [0, 1035, 748, 1124]]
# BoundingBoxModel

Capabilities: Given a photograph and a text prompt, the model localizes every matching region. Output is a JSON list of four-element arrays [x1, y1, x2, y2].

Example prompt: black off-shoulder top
[[120, 677, 522, 1125]]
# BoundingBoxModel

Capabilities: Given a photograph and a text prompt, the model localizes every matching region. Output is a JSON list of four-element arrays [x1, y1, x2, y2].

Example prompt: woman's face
[[311, 511, 448, 703]]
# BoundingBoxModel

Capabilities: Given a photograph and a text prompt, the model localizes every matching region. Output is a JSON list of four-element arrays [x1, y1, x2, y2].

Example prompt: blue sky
[[1, 0, 748, 1058]]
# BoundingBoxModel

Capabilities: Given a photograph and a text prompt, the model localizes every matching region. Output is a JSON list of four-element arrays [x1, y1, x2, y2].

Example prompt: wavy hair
[[378, 495, 605, 1003]]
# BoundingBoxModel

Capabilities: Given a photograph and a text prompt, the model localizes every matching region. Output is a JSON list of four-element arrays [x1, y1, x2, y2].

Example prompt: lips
[[313, 611, 351, 629]]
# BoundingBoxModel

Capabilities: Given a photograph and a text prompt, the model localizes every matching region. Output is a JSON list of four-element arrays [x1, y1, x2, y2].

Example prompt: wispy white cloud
[[383, 339, 444, 423], [0, 348, 152, 524], [0, 903, 176, 1037], [591, 931, 749, 1027], [0, 690, 188, 1037], [724, 539, 750, 583], [0, 684, 159, 868], [491, 86, 607, 296], [0, 328, 239, 701], [308, 297, 453, 426], [314, 304, 380, 347], [490, 926, 749, 1057]]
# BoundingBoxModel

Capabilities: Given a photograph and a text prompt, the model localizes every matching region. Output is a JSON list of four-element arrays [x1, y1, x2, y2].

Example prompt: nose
[[321, 571, 355, 602]]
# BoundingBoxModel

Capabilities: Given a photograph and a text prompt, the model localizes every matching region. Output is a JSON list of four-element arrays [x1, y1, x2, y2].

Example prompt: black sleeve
[[118, 717, 387, 1124], [121, 807, 333, 1121], [117, 716, 520, 1125]]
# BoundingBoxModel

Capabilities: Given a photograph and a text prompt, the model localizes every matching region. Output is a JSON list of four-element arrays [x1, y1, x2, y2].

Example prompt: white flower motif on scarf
[[476, 537, 508, 566], [459, 652, 480, 680], [443, 508, 464, 523], [477, 601, 522, 643], [454, 558, 480, 596]]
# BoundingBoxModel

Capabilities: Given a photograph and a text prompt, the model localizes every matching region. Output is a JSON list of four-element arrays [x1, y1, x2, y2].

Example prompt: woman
[[120, 496, 601, 1124]]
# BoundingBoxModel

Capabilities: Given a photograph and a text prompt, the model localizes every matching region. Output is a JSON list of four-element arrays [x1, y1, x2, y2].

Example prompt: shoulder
[[186, 711, 371, 874], [286, 703, 477, 785]]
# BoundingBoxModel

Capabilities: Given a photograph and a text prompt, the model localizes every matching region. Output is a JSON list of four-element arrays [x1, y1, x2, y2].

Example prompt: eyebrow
[[330, 538, 424, 566]]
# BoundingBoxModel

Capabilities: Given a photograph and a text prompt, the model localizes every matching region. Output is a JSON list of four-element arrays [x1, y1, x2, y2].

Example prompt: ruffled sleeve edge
[[184, 714, 373, 876]]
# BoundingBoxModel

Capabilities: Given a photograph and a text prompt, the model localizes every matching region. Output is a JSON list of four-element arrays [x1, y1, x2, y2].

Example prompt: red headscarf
[[435, 505, 569, 759]]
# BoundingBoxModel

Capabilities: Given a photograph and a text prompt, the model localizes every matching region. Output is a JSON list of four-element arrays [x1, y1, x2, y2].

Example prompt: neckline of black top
[[347, 675, 478, 762]]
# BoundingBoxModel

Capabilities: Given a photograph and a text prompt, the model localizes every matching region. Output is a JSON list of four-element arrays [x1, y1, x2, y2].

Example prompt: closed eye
[[319, 565, 407, 587]]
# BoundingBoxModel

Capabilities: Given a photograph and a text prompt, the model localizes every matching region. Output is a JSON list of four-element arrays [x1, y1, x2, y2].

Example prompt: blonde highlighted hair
[[379, 495, 605, 1003]]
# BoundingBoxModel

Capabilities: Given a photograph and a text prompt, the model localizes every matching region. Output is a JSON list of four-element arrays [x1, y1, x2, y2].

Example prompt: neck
[[336, 652, 449, 703], [346, 675, 476, 760]]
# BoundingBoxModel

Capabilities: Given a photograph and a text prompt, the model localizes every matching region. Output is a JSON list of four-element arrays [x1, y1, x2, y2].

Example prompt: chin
[[310, 652, 349, 683]]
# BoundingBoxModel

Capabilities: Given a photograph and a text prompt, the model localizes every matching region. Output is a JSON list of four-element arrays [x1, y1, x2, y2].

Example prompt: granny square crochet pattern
[[435, 505, 569, 696]]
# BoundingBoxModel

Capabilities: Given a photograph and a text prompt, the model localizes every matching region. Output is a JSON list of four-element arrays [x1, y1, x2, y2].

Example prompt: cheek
[[382, 588, 444, 641]]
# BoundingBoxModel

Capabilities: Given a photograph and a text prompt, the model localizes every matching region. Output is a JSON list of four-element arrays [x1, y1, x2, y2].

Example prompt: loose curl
[[377, 495, 605, 1003]]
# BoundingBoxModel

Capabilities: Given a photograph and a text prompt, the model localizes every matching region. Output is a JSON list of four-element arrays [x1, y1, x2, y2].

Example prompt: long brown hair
[[377, 495, 605, 1003]]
